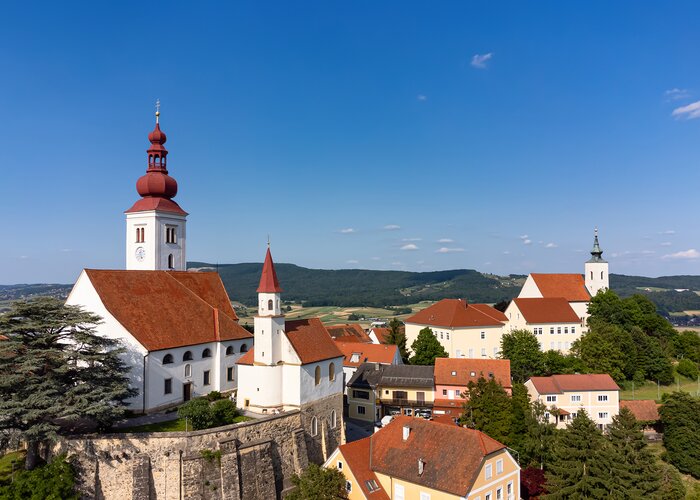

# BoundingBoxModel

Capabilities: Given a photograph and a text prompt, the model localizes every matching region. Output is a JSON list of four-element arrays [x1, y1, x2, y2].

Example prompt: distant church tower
[[584, 228, 609, 297], [254, 246, 285, 366], [125, 104, 188, 271]]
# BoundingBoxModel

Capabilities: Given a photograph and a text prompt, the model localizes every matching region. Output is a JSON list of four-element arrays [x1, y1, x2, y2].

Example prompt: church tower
[[254, 246, 285, 366], [125, 104, 187, 271], [584, 228, 609, 297]]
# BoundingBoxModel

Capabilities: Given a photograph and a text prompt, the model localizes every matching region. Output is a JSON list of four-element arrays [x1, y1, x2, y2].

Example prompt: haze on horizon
[[1, 1, 699, 284]]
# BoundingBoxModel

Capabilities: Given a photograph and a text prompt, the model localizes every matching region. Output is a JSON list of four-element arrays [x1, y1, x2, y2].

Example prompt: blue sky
[[1, 1, 699, 283]]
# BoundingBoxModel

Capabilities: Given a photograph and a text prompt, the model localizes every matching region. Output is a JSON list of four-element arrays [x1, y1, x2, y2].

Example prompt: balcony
[[380, 398, 433, 407]]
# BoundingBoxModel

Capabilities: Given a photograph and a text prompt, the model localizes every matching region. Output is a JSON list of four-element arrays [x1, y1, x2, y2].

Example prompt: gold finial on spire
[[155, 99, 161, 123]]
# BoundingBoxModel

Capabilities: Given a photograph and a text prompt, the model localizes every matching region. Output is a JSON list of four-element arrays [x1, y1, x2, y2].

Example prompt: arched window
[[311, 416, 318, 437], [168, 254, 174, 269], [183, 351, 193, 361], [330, 410, 337, 429], [601, 271, 604, 280], [240, 344, 248, 353], [225, 346, 234, 356], [135, 227, 139, 243], [590, 271, 593, 280], [329, 362, 335, 382], [202, 348, 212, 358], [184, 364, 191, 377], [315, 366, 321, 386], [163, 354, 173, 365], [267, 299, 273, 311]]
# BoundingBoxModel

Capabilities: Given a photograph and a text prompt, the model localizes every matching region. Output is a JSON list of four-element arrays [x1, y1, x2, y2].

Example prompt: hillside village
[[1, 113, 699, 499]]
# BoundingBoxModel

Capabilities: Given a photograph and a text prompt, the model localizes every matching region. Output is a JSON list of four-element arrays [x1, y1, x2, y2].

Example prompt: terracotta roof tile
[[371, 416, 505, 496], [530, 273, 590, 302], [371, 327, 391, 344], [257, 248, 283, 293], [83, 270, 252, 351], [283, 318, 343, 364], [125, 197, 188, 215], [236, 348, 255, 365], [528, 374, 620, 394], [620, 400, 660, 422], [337, 437, 389, 499], [325, 323, 372, 343], [335, 342, 399, 367], [513, 297, 581, 324], [405, 299, 507, 328], [434, 358, 512, 389]]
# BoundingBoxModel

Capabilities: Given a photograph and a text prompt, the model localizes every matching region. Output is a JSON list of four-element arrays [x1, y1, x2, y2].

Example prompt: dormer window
[[451, 371, 457, 376], [350, 353, 361, 363]]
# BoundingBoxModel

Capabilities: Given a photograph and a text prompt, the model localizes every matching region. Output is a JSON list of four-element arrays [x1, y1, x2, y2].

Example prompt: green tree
[[675, 330, 700, 363], [676, 358, 699, 380], [287, 463, 348, 500], [541, 349, 583, 376], [0, 454, 77, 499], [459, 377, 513, 445], [409, 327, 447, 365], [544, 411, 612, 499], [570, 325, 627, 382], [385, 318, 408, 362], [0, 298, 137, 470], [521, 399, 559, 470], [659, 392, 700, 479], [654, 462, 687, 500], [606, 407, 661, 498], [499, 329, 544, 383]]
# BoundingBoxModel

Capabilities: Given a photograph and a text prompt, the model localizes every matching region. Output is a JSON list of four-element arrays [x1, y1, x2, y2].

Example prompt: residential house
[[368, 327, 390, 344], [325, 416, 520, 500], [433, 358, 512, 419], [327, 323, 373, 343], [525, 374, 620, 429], [504, 298, 582, 353], [335, 342, 402, 394], [404, 299, 507, 359]]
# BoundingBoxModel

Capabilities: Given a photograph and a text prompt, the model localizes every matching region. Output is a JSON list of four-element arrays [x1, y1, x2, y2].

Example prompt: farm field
[[619, 375, 700, 402]]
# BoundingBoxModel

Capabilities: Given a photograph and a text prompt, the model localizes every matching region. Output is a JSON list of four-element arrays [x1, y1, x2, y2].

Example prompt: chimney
[[402, 425, 410, 441], [418, 458, 425, 476]]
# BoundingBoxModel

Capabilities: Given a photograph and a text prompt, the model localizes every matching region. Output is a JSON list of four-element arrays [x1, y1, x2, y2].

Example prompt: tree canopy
[[287, 464, 347, 500], [0, 298, 137, 469], [409, 327, 447, 365], [385, 318, 408, 362], [500, 329, 545, 383], [659, 391, 700, 479], [459, 376, 513, 445]]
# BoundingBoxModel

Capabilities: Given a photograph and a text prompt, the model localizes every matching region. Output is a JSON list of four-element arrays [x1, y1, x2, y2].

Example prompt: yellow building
[[404, 299, 507, 360], [525, 374, 620, 430], [325, 416, 520, 500]]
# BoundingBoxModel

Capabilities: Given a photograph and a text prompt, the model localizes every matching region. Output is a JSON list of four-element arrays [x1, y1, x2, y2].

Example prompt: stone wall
[[55, 394, 344, 500]]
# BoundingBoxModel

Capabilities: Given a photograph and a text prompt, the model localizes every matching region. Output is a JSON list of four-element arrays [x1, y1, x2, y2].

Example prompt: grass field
[[119, 415, 252, 433], [0, 450, 25, 483], [619, 376, 700, 402]]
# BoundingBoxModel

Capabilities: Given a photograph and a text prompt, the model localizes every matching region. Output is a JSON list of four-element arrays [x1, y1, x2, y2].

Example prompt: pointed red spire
[[257, 247, 283, 293]]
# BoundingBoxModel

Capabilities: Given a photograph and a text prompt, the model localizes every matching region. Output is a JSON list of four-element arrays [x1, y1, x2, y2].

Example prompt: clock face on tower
[[135, 246, 146, 262]]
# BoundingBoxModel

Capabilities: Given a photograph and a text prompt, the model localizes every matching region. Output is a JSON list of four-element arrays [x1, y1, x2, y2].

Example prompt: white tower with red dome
[[125, 106, 188, 271]]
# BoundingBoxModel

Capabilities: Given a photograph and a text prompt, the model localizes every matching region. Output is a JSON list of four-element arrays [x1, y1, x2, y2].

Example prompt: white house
[[236, 247, 345, 414], [66, 113, 253, 413], [504, 297, 582, 353]]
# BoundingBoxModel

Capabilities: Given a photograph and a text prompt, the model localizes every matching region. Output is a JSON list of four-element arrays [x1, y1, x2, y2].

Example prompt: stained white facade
[[125, 211, 187, 271]]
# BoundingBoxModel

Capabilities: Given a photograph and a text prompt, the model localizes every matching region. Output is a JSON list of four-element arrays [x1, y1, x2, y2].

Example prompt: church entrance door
[[183, 382, 192, 402]]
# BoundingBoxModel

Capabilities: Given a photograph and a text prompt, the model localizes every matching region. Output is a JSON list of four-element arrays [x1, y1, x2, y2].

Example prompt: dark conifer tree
[[459, 376, 512, 445]]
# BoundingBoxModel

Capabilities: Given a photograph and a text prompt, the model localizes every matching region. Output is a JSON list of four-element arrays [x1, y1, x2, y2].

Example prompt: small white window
[[470, 371, 476, 377], [599, 412, 608, 419], [572, 326, 576, 334], [345, 480, 352, 493], [546, 395, 557, 402], [480, 331, 486, 340], [184, 364, 192, 378], [497, 487, 503, 500], [481, 348, 486, 357], [337, 461, 343, 470], [420, 493, 431, 500], [557, 327, 561, 334], [311, 416, 318, 436], [493, 347, 498, 357], [496, 459, 503, 474], [330, 409, 337, 429], [550, 341, 555, 349], [571, 395, 581, 402], [564, 327, 569, 334], [395, 484, 405, 500], [443, 389, 448, 396], [486, 493, 492, 500], [550, 327, 555, 335], [485, 463, 492, 479], [468, 348, 474, 357], [598, 395, 608, 402], [446, 333, 450, 340]]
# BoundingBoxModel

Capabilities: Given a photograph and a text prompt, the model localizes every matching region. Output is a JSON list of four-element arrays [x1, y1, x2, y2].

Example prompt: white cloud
[[659, 230, 676, 235], [502, 251, 510, 255], [665, 88, 690, 100], [370, 256, 381, 261], [401, 243, 419, 251], [519, 234, 529, 240], [437, 238, 454, 243], [672, 100, 700, 120], [417, 94, 427, 101], [663, 249, 700, 260], [545, 243, 558, 248], [523, 239, 532, 245], [391, 261, 404, 266], [402, 237, 422, 242], [19, 255, 28, 260], [660, 242, 672, 247], [383, 224, 401, 231], [339, 228, 356, 234], [471, 52, 493, 69], [416, 260, 425, 265], [346, 259, 359, 264], [436, 247, 465, 253], [60, 248, 72, 252]]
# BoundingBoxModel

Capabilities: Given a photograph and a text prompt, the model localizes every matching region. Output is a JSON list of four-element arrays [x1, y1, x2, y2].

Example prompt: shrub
[[178, 399, 215, 430], [211, 399, 240, 426], [0, 454, 77, 499], [205, 391, 223, 402], [676, 359, 699, 380]]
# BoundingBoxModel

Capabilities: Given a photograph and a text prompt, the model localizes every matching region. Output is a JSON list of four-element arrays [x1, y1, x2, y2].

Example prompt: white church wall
[[237, 364, 283, 409], [517, 276, 542, 298], [125, 211, 186, 271], [299, 358, 344, 405]]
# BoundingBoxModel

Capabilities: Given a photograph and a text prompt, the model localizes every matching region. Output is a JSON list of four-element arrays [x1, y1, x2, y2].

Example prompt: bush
[[0, 454, 77, 499], [347, 313, 359, 321], [676, 359, 699, 380], [205, 391, 223, 402], [178, 399, 215, 430], [211, 399, 240, 426]]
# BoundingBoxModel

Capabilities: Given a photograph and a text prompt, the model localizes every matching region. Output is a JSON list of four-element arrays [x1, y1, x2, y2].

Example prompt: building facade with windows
[[503, 297, 582, 353], [404, 299, 508, 359], [525, 374, 620, 429], [325, 416, 520, 500], [335, 342, 402, 394]]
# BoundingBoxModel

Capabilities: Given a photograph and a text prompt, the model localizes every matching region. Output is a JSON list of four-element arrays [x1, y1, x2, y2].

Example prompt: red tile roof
[[371, 327, 391, 344], [528, 374, 620, 394], [620, 400, 660, 422], [513, 297, 580, 324], [84, 270, 252, 351], [432, 398, 463, 413], [405, 299, 507, 328], [236, 348, 255, 365], [530, 273, 590, 302], [434, 358, 512, 389], [326, 323, 372, 343], [335, 342, 399, 367], [337, 437, 389, 499], [371, 416, 506, 497], [125, 197, 188, 216], [257, 247, 283, 293]]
